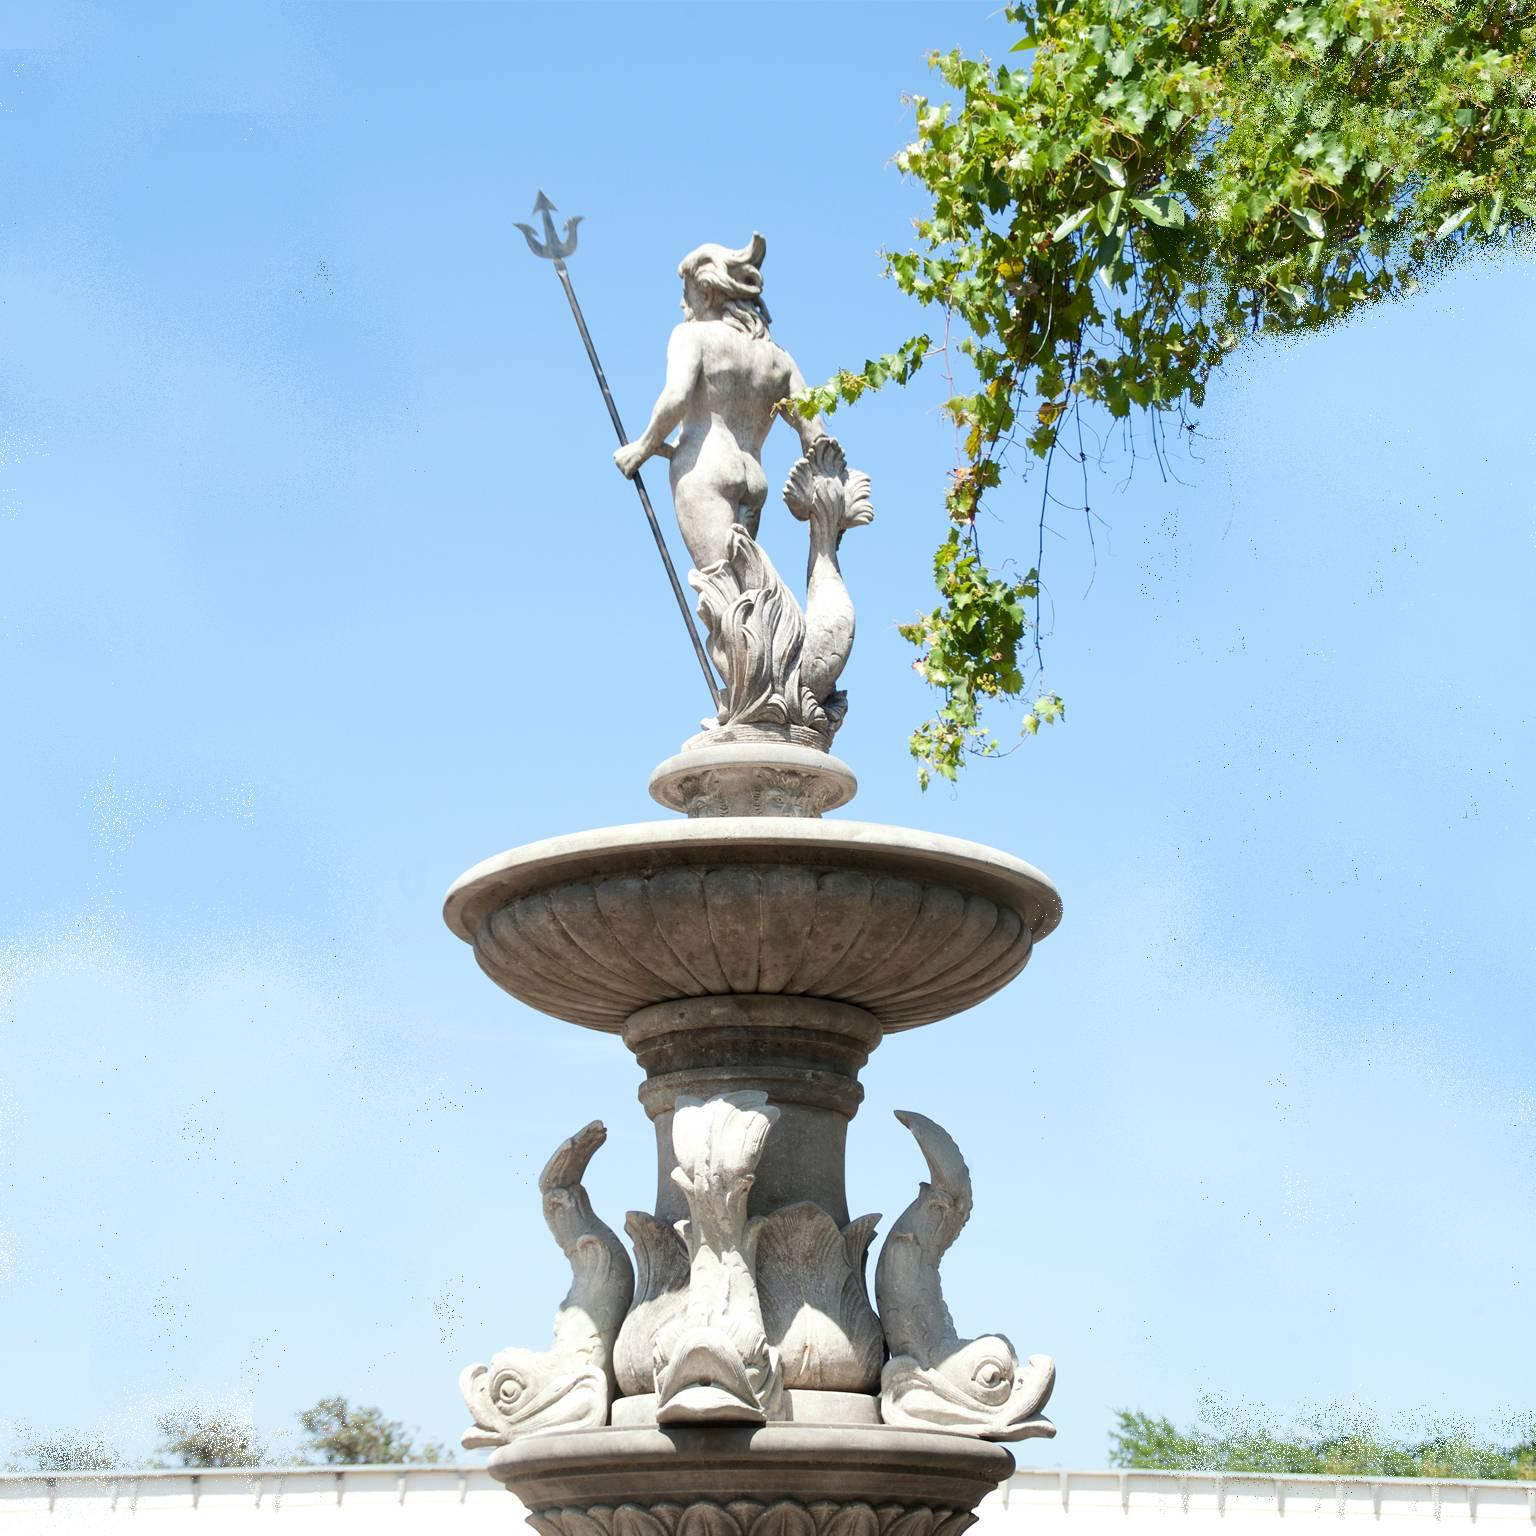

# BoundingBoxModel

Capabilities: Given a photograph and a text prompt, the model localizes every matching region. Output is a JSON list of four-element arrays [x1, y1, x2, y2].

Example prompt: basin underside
[[444, 820, 1061, 1033], [491, 1424, 1013, 1536]]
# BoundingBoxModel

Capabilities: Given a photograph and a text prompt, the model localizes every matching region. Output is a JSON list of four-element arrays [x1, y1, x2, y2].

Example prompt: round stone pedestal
[[648, 744, 858, 820], [491, 1424, 1013, 1536]]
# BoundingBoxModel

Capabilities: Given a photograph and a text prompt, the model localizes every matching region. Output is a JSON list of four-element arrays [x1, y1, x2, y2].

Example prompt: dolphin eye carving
[[491, 1368, 528, 1411], [973, 1358, 1005, 1390]]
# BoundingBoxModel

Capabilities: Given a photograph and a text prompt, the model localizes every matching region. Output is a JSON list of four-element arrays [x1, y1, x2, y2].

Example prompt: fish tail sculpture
[[612, 1210, 691, 1398], [685, 437, 871, 746], [653, 1091, 785, 1424], [784, 436, 873, 732], [460, 1120, 636, 1446], [875, 1109, 1056, 1441], [690, 533, 807, 732]]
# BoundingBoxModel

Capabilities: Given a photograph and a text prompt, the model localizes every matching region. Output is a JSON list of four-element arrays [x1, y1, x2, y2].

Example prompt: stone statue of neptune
[[616, 236, 872, 750]]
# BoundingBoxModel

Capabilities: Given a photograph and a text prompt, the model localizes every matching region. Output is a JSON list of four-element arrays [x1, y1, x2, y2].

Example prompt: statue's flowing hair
[[678, 234, 772, 340]]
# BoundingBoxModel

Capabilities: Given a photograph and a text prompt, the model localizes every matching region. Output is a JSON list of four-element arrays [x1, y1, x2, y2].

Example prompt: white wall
[[5, 1466, 1535, 1536]]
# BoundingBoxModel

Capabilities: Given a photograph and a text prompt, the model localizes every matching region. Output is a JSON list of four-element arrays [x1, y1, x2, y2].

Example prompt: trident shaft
[[515, 191, 722, 708]]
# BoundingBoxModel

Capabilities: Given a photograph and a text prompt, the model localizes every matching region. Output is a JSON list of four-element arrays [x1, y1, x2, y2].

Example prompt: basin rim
[[444, 818, 1061, 949]]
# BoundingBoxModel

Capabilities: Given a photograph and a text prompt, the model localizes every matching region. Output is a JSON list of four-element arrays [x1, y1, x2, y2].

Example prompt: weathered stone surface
[[876, 1113, 1054, 1442], [649, 744, 857, 820], [624, 996, 877, 1248], [450, 229, 1064, 1505], [445, 820, 1059, 1032], [613, 1212, 691, 1400], [610, 1390, 881, 1428], [755, 1204, 883, 1393], [611, 237, 870, 748], [654, 1093, 784, 1425], [489, 1424, 1013, 1536], [460, 1123, 635, 1446]]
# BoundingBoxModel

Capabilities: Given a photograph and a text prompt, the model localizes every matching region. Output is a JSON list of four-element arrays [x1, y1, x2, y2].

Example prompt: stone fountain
[[444, 232, 1061, 1536]]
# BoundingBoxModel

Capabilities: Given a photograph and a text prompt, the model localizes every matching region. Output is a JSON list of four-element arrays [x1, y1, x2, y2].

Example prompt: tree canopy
[[1110, 1405, 1536, 1478], [6, 1398, 446, 1472], [294, 1396, 445, 1466], [795, 0, 1536, 785], [154, 1408, 266, 1469]]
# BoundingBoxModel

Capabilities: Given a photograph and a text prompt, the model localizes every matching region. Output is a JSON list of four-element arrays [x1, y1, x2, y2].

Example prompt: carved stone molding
[[486, 1422, 1015, 1533], [470, 867, 1035, 1032], [445, 820, 1060, 1035], [649, 743, 856, 822], [527, 1500, 978, 1536]]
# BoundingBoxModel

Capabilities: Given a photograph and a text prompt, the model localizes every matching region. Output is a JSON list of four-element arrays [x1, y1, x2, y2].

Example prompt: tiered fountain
[[444, 231, 1061, 1536]]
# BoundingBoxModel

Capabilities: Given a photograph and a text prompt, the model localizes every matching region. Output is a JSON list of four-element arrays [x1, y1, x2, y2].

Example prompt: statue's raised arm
[[616, 235, 870, 759]]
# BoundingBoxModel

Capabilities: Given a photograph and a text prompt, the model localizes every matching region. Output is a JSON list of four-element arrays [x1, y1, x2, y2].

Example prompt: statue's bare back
[[614, 235, 821, 571], [612, 232, 871, 751], [668, 320, 802, 565]]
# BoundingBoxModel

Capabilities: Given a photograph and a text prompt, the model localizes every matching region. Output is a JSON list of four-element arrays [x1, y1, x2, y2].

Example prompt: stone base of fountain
[[492, 1424, 1014, 1536], [610, 1391, 880, 1427], [648, 743, 858, 819]]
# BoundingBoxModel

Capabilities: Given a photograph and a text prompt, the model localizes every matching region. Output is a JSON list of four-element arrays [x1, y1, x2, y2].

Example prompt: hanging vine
[[793, 0, 1536, 785]]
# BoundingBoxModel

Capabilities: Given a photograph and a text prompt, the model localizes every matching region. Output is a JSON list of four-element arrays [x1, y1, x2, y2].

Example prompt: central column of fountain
[[443, 229, 1062, 1536]]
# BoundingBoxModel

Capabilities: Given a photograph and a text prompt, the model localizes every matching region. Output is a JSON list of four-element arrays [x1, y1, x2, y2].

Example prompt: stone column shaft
[[623, 995, 881, 1225]]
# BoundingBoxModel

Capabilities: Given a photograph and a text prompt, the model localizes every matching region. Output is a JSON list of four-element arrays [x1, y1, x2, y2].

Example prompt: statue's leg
[[675, 475, 744, 571], [736, 458, 769, 542]]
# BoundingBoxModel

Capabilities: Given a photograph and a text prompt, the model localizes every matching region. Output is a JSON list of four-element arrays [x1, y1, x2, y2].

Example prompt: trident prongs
[[514, 190, 583, 265]]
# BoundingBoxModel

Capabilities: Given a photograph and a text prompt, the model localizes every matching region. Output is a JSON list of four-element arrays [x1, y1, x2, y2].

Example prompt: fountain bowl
[[491, 1423, 1013, 1536], [445, 819, 1060, 1032]]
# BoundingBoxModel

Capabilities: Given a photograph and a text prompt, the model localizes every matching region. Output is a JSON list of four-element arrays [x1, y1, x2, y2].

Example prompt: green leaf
[[1287, 207, 1326, 241], [1050, 206, 1094, 242], [836, 1, 1536, 784], [1435, 205, 1475, 239], [1128, 194, 1187, 228], [1091, 155, 1127, 189], [1095, 189, 1126, 236]]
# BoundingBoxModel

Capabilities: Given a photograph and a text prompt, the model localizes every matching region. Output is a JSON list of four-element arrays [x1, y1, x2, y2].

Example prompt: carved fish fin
[[894, 1109, 973, 1223], [539, 1119, 606, 1194], [843, 1212, 881, 1267], [842, 1212, 881, 1306], [843, 470, 875, 527]]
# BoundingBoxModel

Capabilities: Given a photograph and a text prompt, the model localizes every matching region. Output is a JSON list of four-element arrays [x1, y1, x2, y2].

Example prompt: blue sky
[[2, 0, 1533, 1468]]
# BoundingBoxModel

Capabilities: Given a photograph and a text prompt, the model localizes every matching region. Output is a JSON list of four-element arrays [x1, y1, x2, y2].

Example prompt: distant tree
[[295, 1397, 446, 1466], [154, 1408, 266, 1469], [1111, 1405, 1536, 1479], [10, 1429, 119, 1472], [1516, 1436, 1536, 1478]]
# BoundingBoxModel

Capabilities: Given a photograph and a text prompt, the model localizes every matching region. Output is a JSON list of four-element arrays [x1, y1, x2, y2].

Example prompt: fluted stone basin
[[445, 819, 1061, 1033], [491, 1423, 1014, 1536]]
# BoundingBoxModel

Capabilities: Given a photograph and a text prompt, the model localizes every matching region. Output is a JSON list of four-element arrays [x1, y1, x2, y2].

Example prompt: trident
[[515, 191, 723, 709]]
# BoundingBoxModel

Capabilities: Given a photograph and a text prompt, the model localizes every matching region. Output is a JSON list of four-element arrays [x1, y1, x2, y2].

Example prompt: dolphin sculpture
[[875, 1109, 1055, 1441], [460, 1120, 635, 1445], [653, 1091, 784, 1424]]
